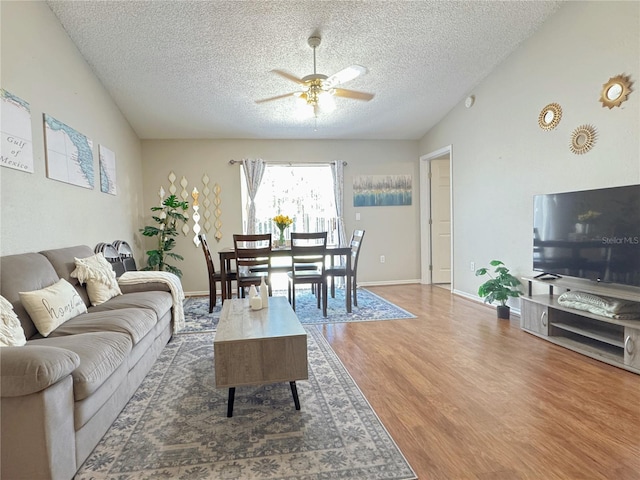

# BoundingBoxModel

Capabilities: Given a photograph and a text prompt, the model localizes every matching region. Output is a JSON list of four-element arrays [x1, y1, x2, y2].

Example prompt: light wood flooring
[[317, 284, 640, 480]]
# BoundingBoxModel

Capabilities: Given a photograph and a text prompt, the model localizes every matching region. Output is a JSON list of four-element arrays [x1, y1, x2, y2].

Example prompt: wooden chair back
[[199, 234, 217, 279], [290, 232, 328, 278], [233, 233, 272, 279], [349, 229, 365, 274]]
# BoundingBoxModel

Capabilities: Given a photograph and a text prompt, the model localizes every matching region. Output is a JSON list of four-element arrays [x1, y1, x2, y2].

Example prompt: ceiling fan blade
[[325, 65, 368, 87], [255, 92, 297, 104], [272, 70, 305, 85], [332, 88, 374, 101]]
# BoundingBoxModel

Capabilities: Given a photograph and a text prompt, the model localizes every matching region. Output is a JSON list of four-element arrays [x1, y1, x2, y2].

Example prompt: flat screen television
[[533, 184, 640, 287]]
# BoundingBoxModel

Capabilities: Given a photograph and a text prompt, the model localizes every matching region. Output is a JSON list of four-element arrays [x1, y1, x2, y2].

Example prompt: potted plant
[[140, 194, 189, 277], [475, 260, 522, 319]]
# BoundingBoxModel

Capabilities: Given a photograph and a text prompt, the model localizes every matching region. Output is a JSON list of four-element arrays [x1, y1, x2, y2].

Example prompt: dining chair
[[233, 233, 272, 298], [199, 234, 237, 312], [287, 232, 328, 317], [94, 242, 125, 277], [112, 240, 137, 272], [326, 229, 365, 306]]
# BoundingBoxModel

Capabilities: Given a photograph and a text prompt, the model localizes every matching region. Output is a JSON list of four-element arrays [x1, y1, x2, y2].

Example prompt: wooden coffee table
[[214, 296, 308, 417]]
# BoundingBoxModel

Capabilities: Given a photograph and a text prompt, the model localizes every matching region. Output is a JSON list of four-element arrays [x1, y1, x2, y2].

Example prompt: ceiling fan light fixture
[[295, 101, 315, 119], [317, 90, 336, 112]]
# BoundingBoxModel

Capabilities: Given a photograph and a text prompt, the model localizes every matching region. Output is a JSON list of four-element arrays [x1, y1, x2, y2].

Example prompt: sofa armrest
[[1, 346, 80, 397]]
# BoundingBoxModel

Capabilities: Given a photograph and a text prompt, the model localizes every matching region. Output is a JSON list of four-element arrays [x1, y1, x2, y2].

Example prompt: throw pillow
[[19, 279, 87, 337], [71, 253, 122, 306], [0, 295, 27, 347]]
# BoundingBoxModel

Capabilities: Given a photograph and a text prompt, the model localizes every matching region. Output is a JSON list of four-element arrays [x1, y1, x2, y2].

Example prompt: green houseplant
[[475, 260, 522, 319], [140, 194, 189, 277]]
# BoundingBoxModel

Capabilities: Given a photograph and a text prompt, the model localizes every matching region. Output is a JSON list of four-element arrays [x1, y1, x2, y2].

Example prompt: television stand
[[520, 276, 640, 375], [533, 272, 562, 280]]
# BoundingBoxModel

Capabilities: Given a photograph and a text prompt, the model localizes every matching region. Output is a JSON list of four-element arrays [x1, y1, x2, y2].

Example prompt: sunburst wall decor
[[599, 74, 633, 109], [570, 124, 597, 155]]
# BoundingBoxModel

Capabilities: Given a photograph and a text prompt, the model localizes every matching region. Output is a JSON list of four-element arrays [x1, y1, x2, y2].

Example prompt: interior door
[[430, 158, 451, 284]]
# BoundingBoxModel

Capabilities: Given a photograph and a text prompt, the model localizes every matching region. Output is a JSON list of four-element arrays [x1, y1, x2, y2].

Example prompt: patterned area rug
[[181, 288, 416, 333], [75, 328, 416, 480]]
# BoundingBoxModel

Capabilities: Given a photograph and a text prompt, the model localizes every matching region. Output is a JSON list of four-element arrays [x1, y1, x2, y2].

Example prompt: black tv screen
[[533, 184, 640, 287]]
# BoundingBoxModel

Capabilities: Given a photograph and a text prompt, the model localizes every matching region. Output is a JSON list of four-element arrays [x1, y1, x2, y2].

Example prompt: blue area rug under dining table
[[181, 287, 416, 334]]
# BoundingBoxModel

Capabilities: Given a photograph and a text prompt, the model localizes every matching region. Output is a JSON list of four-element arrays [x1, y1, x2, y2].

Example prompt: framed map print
[[99, 144, 117, 195], [1, 89, 34, 173], [44, 114, 94, 189]]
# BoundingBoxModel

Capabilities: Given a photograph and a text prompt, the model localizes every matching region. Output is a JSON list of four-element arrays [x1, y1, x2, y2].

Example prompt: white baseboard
[[186, 290, 209, 297], [452, 289, 521, 316], [359, 279, 421, 287]]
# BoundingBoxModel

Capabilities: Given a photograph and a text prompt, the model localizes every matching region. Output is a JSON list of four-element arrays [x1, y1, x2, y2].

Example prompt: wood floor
[[316, 284, 640, 480]]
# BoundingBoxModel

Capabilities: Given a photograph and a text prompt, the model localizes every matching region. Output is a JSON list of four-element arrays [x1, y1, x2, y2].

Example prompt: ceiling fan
[[256, 36, 374, 117]]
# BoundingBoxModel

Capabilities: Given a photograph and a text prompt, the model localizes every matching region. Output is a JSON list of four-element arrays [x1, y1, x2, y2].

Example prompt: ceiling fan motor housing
[[308, 36, 321, 48]]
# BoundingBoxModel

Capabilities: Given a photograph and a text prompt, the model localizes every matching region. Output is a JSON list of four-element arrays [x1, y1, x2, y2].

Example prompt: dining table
[[218, 245, 354, 313]]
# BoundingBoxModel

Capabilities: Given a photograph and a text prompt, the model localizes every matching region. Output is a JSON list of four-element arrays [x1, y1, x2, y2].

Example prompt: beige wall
[[419, 1, 640, 302], [4, 1, 638, 302], [0, 1, 143, 256], [141, 139, 420, 293]]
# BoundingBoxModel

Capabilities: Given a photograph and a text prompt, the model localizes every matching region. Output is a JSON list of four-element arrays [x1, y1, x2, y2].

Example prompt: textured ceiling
[[46, 0, 562, 140]]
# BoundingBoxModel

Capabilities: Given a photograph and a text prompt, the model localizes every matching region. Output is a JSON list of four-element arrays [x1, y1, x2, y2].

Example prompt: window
[[240, 163, 338, 244]]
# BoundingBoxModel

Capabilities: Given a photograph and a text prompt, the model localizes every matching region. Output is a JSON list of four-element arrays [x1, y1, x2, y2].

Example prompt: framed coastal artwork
[[353, 174, 412, 207], [0, 88, 34, 173], [43, 113, 94, 189], [99, 144, 117, 195]]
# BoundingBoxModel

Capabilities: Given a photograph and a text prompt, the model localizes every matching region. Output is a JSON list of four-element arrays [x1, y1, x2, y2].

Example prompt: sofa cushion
[[0, 252, 61, 339], [40, 245, 94, 307], [19, 279, 88, 337], [48, 308, 157, 345], [0, 295, 26, 347], [0, 344, 80, 397], [71, 253, 122, 306], [89, 291, 173, 321], [29, 332, 132, 401]]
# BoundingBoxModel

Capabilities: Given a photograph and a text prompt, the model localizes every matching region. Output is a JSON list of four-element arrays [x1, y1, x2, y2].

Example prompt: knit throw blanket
[[118, 271, 185, 333]]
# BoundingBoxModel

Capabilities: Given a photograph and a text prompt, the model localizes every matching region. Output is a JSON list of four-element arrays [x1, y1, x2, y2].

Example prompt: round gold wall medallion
[[538, 103, 562, 130], [570, 125, 597, 155], [600, 74, 633, 109]]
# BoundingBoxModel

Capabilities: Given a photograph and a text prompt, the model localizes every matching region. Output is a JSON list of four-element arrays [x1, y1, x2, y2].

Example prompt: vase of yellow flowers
[[273, 214, 293, 247]]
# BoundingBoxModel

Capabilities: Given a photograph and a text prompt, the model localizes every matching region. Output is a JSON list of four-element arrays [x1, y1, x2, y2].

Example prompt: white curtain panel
[[241, 158, 266, 234], [331, 161, 347, 247]]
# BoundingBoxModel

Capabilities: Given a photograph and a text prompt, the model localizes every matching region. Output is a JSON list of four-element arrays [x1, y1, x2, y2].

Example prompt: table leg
[[220, 258, 227, 303], [227, 387, 235, 417], [290, 381, 301, 410], [345, 255, 352, 313]]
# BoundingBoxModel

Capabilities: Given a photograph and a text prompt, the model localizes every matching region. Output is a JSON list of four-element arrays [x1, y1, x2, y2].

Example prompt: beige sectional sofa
[[0, 245, 175, 480]]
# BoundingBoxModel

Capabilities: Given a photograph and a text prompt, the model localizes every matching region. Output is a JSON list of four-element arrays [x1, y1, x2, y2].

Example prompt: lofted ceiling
[[46, 0, 562, 140]]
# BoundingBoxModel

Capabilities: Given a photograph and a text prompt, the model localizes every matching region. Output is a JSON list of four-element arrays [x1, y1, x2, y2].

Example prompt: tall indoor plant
[[475, 260, 522, 319], [140, 194, 189, 277]]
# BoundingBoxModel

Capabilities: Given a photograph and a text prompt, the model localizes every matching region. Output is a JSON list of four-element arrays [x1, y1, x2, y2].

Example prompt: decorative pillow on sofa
[[19, 279, 87, 337], [71, 253, 122, 306], [0, 295, 27, 347]]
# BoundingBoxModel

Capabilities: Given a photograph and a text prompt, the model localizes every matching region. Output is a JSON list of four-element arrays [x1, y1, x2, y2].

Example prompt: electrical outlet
[[380, 255, 385, 264], [470, 261, 475, 272], [355, 212, 361, 221]]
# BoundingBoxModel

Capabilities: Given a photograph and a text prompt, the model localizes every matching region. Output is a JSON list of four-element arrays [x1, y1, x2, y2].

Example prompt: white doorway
[[419, 146, 453, 286], [430, 157, 451, 283]]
